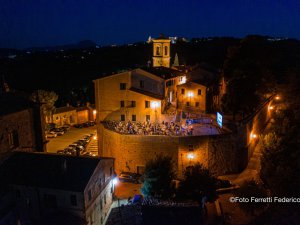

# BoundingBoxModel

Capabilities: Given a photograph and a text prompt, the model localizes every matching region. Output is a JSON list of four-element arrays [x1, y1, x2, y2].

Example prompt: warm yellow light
[[187, 153, 194, 159], [275, 96, 280, 100], [93, 110, 97, 115], [179, 76, 186, 85], [268, 106, 274, 110], [93, 135, 97, 140], [250, 132, 257, 139], [187, 92, 194, 98], [151, 101, 159, 109]]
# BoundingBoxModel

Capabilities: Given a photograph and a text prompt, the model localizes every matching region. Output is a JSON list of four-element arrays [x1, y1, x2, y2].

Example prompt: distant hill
[[25, 40, 98, 52]]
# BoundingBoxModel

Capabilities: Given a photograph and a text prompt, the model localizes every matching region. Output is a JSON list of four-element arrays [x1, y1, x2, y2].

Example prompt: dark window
[[198, 89, 202, 95], [44, 194, 57, 208], [186, 102, 190, 107], [88, 190, 92, 201], [146, 115, 150, 121], [120, 83, 126, 90], [104, 194, 107, 204], [156, 46, 160, 55], [70, 195, 77, 206], [131, 101, 136, 107], [120, 101, 124, 107], [110, 167, 113, 176], [145, 101, 150, 108], [100, 199, 103, 210], [8, 130, 19, 148], [188, 145, 194, 151], [164, 46, 168, 55], [166, 80, 174, 87], [111, 185, 113, 194], [140, 80, 144, 88], [132, 115, 136, 121], [181, 89, 185, 95], [196, 102, 200, 107], [120, 115, 125, 121]]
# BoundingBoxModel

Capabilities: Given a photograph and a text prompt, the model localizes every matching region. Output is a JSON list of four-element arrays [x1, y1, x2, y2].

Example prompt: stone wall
[[99, 124, 243, 178], [0, 109, 36, 160]]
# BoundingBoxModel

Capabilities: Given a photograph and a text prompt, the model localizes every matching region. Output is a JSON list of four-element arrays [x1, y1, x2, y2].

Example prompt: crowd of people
[[103, 120, 194, 136]]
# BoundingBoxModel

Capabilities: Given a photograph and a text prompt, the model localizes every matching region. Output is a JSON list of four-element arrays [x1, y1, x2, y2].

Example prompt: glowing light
[[187, 92, 194, 98], [275, 96, 280, 100], [151, 101, 159, 109], [93, 110, 97, 115], [187, 153, 194, 159], [93, 135, 97, 140], [250, 132, 257, 139], [113, 178, 118, 185], [178, 76, 186, 85], [268, 106, 274, 110]]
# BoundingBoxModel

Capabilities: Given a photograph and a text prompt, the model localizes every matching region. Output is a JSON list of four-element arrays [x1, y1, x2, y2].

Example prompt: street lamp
[[250, 132, 257, 140], [151, 101, 159, 123], [187, 92, 194, 119], [187, 152, 194, 160], [93, 110, 97, 121]]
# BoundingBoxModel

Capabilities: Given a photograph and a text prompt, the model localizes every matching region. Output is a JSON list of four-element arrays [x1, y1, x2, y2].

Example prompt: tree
[[234, 180, 268, 216], [141, 155, 176, 199], [30, 90, 58, 123], [177, 163, 218, 202]]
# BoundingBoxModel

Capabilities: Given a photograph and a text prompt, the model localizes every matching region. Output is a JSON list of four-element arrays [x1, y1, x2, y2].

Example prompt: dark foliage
[[141, 155, 176, 199], [177, 163, 218, 202], [233, 180, 268, 216]]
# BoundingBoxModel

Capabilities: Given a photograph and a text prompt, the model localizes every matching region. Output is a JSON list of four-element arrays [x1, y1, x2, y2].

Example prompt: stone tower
[[152, 34, 171, 68]]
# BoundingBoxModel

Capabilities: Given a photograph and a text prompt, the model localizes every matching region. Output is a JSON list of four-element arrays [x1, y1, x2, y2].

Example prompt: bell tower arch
[[152, 34, 171, 68]]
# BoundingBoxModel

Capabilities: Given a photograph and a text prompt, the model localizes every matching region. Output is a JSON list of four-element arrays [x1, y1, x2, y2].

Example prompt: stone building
[[0, 92, 46, 161], [0, 152, 115, 225], [52, 103, 96, 126], [152, 34, 171, 68], [52, 105, 77, 126]]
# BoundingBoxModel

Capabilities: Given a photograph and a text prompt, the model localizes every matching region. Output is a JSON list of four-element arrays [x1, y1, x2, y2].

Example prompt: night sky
[[1, 0, 300, 49]]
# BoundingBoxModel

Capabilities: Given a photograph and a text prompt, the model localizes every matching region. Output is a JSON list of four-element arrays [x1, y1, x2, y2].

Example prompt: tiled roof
[[0, 152, 113, 192], [129, 87, 164, 100], [76, 106, 90, 112], [141, 67, 186, 80], [54, 106, 76, 114]]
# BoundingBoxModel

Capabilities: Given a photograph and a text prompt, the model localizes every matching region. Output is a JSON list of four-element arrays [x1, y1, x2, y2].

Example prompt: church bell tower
[[152, 34, 171, 68]]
